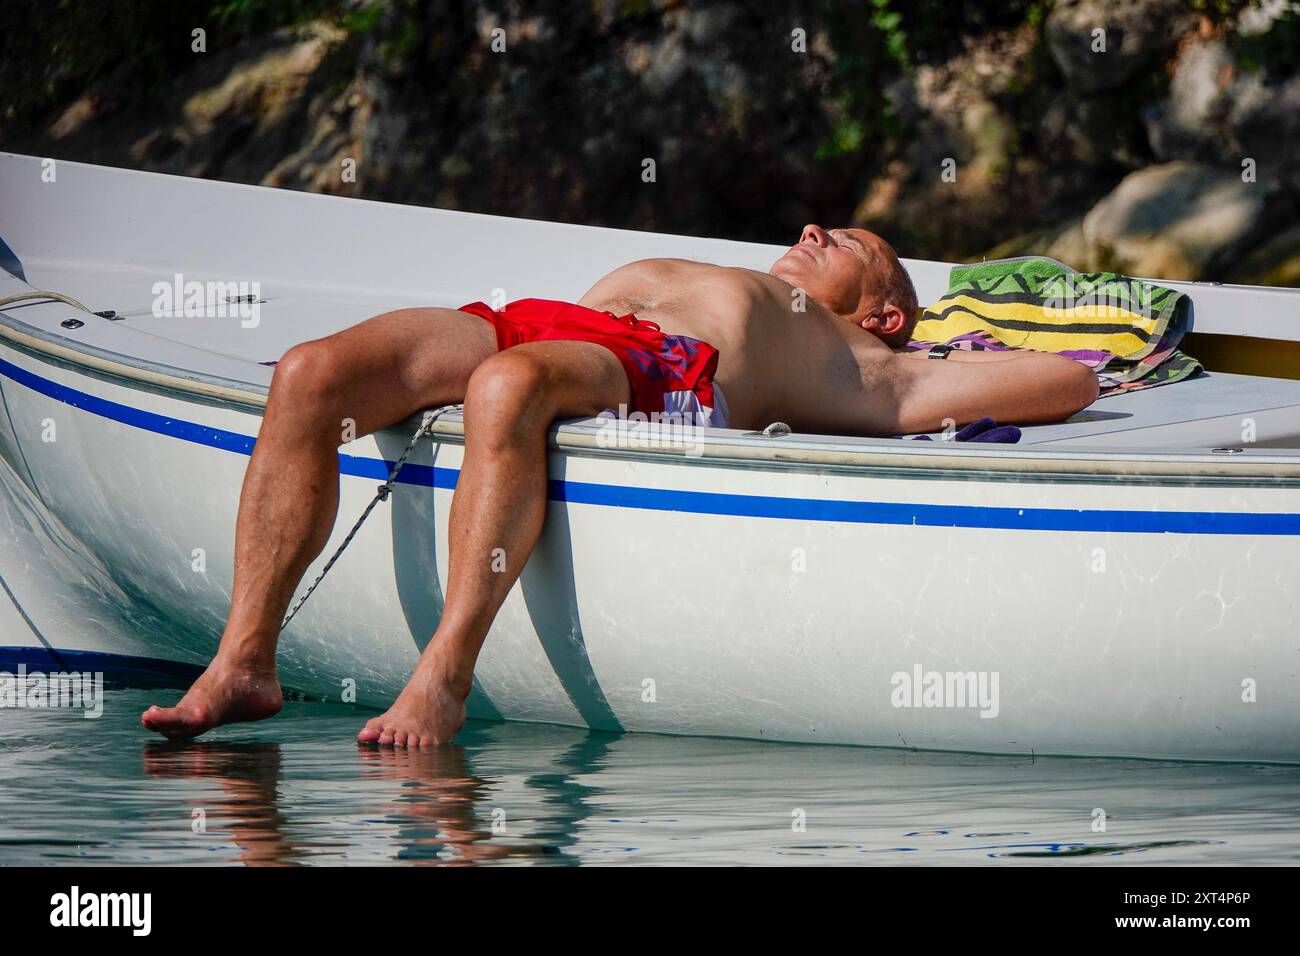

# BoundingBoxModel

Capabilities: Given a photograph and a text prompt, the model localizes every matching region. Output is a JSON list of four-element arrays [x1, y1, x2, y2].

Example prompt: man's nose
[[799, 224, 830, 247]]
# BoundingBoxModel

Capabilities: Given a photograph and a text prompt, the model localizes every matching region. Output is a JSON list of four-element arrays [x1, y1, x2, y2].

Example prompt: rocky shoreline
[[2, 0, 1297, 286]]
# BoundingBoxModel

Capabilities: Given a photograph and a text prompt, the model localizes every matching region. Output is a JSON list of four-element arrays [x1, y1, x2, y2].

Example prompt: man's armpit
[[892, 359, 1007, 434]]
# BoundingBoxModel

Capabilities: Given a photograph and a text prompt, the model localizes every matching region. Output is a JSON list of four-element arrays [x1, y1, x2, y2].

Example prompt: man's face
[[769, 224, 899, 335]]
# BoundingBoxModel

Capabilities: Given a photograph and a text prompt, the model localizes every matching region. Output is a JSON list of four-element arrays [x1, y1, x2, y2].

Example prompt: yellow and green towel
[[906, 256, 1202, 395]]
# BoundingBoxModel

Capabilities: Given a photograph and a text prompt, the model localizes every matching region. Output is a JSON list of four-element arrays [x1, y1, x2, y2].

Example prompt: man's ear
[[875, 302, 907, 338]]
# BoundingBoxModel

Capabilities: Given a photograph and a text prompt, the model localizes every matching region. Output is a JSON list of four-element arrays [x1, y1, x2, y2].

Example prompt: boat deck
[[1013, 371, 1300, 450], [8, 253, 1300, 454], [2, 153, 1298, 458]]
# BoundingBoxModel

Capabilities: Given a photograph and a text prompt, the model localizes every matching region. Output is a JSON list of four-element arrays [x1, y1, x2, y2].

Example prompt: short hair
[[879, 256, 919, 348]]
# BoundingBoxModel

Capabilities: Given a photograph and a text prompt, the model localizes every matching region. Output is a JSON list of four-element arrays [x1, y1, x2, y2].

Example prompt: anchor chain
[[280, 404, 463, 630]]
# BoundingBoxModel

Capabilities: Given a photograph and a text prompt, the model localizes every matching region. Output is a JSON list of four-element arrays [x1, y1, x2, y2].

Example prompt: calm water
[[3, 693, 1300, 865], [3, 446, 1300, 866]]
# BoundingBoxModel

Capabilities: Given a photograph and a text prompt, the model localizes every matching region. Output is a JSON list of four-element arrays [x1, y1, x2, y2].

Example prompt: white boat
[[1, 152, 1298, 762]]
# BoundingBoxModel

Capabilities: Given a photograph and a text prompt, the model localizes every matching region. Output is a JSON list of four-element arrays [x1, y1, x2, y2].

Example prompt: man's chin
[[769, 260, 801, 284]]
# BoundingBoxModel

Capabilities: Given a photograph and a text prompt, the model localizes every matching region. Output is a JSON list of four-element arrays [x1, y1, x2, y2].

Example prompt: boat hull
[[2, 338, 1298, 761]]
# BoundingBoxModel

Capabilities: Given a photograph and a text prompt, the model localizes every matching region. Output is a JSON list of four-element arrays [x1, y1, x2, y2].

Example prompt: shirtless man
[[141, 224, 1098, 745]]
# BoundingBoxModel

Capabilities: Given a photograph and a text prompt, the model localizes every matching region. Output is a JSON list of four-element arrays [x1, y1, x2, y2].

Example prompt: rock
[[1143, 39, 1240, 160], [1045, 0, 1196, 94], [6, 0, 1299, 281], [179, 25, 342, 138], [854, 25, 1078, 259], [1039, 90, 1148, 168], [128, 129, 178, 164], [47, 96, 97, 140], [1238, 0, 1293, 36], [1223, 222, 1300, 286], [973, 217, 1090, 271], [1043, 217, 1091, 269], [1080, 161, 1294, 279], [960, 100, 1014, 180], [1144, 36, 1300, 192], [642, 34, 688, 96], [979, 228, 1051, 262]]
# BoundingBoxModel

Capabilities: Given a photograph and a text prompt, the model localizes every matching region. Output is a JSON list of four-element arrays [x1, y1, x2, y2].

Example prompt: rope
[[0, 290, 94, 313], [280, 403, 463, 630]]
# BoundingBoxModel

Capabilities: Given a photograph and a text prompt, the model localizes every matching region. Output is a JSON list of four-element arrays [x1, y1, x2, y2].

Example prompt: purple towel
[[908, 417, 1021, 444]]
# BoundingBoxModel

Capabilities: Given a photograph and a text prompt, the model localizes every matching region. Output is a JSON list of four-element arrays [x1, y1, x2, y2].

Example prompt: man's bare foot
[[141, 658, 283, 739], [357, 668, 468, 747]]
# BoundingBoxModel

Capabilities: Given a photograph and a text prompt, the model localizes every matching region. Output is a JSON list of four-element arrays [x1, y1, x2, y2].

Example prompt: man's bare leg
[[142, 308, 497, 738], [358, 341, 631, 746]]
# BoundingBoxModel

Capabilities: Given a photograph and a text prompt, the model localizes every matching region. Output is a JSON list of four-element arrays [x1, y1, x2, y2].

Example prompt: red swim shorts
[[457, 298, 729, 427]]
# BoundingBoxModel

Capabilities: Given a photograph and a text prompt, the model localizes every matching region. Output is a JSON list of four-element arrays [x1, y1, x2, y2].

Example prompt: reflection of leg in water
[[142, 741, 302, 866], [357, 744, 555, 865], [356, 745, 505, 864]]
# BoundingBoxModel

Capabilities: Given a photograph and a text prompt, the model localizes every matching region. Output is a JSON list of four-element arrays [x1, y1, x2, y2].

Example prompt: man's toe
[[357, 717, 383, 742]]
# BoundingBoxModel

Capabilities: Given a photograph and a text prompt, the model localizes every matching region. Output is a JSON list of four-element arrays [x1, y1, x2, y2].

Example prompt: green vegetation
[[0, 0, 343, 126], [2, 0, 1295, 279], [1232, 1, 1300, 77]]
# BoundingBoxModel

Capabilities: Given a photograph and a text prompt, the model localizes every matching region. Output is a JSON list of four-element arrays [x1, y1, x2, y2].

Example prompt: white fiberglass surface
[[9, 259, 1300, 453], [3, 154, 1299, 455], [16, 255, 404, 366]]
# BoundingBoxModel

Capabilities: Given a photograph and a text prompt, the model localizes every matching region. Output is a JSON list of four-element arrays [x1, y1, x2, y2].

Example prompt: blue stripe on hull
[[0, 645, 204, 687], [2, 354, 1299, 535]]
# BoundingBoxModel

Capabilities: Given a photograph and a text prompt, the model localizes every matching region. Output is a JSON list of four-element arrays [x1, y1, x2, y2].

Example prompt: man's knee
[[271, 339, 345, 408], [467, 351, 551, 405], [464, 351, 552, 436]]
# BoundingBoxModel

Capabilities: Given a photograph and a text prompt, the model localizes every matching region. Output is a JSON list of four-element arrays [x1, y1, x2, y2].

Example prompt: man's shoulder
[[581, 258, 772, 312], [608, 257, 730, 276], [646, 260, 779, 293]]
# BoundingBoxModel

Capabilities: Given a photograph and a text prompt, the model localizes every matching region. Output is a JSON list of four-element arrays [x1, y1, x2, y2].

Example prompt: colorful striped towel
[[906, 256, 1202, 396]]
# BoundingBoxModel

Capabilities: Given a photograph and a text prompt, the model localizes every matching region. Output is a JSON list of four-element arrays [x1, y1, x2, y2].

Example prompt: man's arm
[[891, 351, 1099, 433]]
